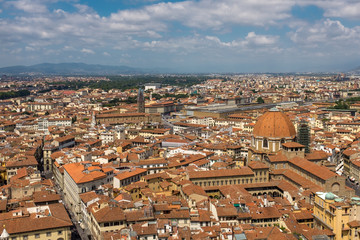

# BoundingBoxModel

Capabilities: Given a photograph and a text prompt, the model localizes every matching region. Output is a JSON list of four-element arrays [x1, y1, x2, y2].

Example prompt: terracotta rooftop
[[115, 168, 147, 181], [282, 142, 305, 148], [288, 157, 337, 180], [248, 161, 269, 169], [253, 111, 296, 139], [0, 203, 72, 235], [63, 162, 107, 184], [188, 168, 254, 179]]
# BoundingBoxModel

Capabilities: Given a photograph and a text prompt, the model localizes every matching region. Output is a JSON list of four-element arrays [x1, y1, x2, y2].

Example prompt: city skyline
[[1, 0, 360, 73]]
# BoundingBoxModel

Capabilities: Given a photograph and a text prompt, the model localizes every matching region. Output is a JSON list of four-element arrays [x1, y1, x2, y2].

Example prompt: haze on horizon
[[1, 0, 360, 73]]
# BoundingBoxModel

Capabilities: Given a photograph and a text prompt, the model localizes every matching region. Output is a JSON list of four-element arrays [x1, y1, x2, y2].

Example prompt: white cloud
[[81, 48, 95, 54], [139, 32, 280, 56], [74, 4, 95, 14], [0, 0, 293, 54], [110, 0, 295, 29], [2, 0, 360, 71], [25, 46, 35, 51], [10, 48, 22, 54], [289, 19, 360, 45], [7, 0, 48, 13], [296, 0, 360, 20], [205, 32, 279, 48], [63, 45, 74, 51], [243, 32, 279, 46]]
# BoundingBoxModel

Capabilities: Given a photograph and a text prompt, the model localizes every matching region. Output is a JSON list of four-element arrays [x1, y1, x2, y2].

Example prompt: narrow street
[[54, 185, 90, 240]]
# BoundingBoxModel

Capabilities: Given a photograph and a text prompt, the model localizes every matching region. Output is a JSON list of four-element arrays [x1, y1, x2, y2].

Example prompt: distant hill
[[0, 63, 151, 75], [348, 66, 360, 74]]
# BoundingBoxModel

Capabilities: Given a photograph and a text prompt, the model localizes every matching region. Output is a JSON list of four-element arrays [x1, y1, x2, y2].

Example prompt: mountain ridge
[[0, 62, 158, 75]]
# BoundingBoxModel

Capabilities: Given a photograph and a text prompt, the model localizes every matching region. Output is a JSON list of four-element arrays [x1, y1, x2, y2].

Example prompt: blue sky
[[1, 0, 360, 73]]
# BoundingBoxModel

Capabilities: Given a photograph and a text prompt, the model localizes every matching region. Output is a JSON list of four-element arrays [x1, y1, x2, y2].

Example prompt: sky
[[1, 0, 360, 73]]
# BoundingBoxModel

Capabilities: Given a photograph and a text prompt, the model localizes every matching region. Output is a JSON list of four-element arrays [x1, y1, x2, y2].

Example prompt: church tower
[[137, 88, 145, 113]]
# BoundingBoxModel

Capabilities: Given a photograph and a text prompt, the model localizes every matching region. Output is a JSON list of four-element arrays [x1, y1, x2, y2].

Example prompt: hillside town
[[0, 74, 360, 240]]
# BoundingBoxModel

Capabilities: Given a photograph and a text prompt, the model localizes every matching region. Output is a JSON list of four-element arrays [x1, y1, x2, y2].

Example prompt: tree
[[72, 116, 77, 123], [257, 97, 265, 104], [329, 99, 349, 109]]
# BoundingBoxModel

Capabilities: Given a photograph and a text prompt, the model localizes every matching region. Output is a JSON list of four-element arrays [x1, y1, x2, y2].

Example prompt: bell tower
[[137, 88, 145, 113]]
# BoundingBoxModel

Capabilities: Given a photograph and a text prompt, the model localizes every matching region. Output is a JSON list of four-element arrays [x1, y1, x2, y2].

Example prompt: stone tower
[[137, 88, 145, 113]]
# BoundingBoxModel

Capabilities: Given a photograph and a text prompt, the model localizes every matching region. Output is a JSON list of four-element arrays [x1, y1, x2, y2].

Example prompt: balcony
[[312, 214, 333, 231], [314, 201, 325, 210], [325, 209, 335, 216]]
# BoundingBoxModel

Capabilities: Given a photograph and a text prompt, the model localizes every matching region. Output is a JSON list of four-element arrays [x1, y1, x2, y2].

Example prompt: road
[[54, 184, 90, 240], [162, 115, 174, 131]]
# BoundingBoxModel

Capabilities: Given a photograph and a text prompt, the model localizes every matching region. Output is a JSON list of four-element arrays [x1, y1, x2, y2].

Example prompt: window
[[263, 138, 268, 148], [23, 236, 28, 240], [58, 231, 62, 235], [46, 232, 51, 237], [35, 234, 40, 239]]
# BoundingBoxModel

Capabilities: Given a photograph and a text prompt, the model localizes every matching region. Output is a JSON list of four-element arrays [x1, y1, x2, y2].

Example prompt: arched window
[[332, 183, 340, 192], [263, 138, 268, 148]]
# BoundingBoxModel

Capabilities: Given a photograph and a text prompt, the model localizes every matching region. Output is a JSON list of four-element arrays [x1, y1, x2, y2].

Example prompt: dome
[[253, 109, 296, 139], [325, 192, 335, 200]]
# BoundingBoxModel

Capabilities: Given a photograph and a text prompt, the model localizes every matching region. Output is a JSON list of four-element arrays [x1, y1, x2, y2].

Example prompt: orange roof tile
[[63, 162, 107, 184]]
